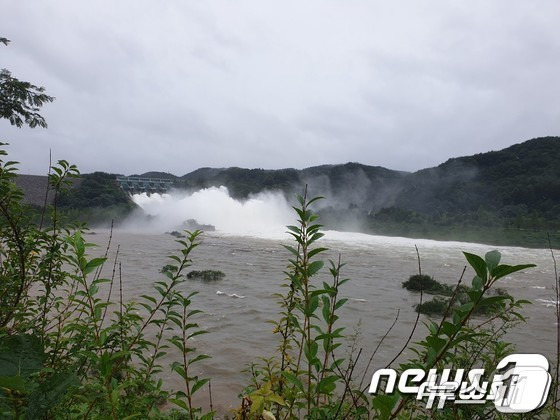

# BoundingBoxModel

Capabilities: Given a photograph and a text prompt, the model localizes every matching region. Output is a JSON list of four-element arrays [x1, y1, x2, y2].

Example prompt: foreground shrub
[[373, 251, 537, 419], [0, 146, 213, 419]]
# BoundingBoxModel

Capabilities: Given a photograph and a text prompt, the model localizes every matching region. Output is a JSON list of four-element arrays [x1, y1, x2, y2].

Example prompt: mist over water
[[126, 186, 293, 236], [125, 186, 534, 250]]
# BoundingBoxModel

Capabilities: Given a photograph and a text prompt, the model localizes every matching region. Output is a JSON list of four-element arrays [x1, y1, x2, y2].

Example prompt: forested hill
[[153, 136, 560, 247], [394, 136, 560, 217], [171, 163, 407, 212], [19, 136, 559, 247], [367, 136, 560, 247], [161, 136, 559, 220], [395, 137, 560, 213]]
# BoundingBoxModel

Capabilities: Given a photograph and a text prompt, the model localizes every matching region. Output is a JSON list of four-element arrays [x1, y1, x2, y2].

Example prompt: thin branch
[[384, 246, 424, 370], [38, 149, 52, 230], [435, 266, 467, 337], [359, 309, 400, 390], [333, 348, 363, 419], [548, 233, 559, 414]]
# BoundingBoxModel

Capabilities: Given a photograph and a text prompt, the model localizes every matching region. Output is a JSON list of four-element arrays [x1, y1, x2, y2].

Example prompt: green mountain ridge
[[395, 136, 560, 216], [140, 136, 559, 219], [19, 136, 560, 248], [139, 136, 560, 247]]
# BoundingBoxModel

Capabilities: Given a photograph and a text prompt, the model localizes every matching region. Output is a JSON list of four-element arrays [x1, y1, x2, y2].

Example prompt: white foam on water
[[536, 298, 559, 307], [124, 186, 293, 236], [216, 290, 245, 299], [122, 186, 553, 261]]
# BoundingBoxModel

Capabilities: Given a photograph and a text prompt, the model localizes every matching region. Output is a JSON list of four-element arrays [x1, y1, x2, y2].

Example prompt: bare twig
[[119, 261, 124, 348], [548, 234, 559, 414], [359, 309, 400, 390], [38, 149, 52, 230], [435, 266, 467, 337], [94, 219, 114, 281], [384, 246, 423, 370], [209, 379, 214, 417], [101, 242, 119, 324], [332, 348, 363, 419]]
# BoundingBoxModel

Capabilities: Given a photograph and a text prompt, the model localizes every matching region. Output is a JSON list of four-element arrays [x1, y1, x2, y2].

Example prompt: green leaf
[[454, 301, 474, 320], [0, 375, 26, 391], [281, 371, 303, 392], [307, 260, 324, 277], [308, 247, 328, 259], [26, 371, 79, 419], [250, 395, 264, 414], [307, 196, 324, 206], [334, 298, 348, 310], [511, 311, 526, 321], [472, 275, 483, 291], [515, 299, 532, 305], [283, 245, 299, 256], [440, 321, 459, 337], [426, 336, 447, 353], [286, 225, 301, 234], [83, 257, 107, 275], [317, 375, 338, 394], [463, 252, 487, 283], [189, 354, 211, 364], [491, 264, 536, 281], [0, 334, 44, 377], [266, 393, 286, 406], [308, 295, 319, 315], [372, 393, 400, 420], [309, 232, 325, 243], [170, 398, 189, 410], [480, 295, 511, 307], [305, 340, 319, 363], [485, 250, 501, 272], [191, 377, 210, 395]]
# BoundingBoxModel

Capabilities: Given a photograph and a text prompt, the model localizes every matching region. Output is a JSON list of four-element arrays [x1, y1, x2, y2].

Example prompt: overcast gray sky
[[2, 1, 559, 176]]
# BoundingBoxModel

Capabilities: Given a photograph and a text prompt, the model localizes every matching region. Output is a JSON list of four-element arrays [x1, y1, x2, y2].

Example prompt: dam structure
[[116, 176, 174, 195]]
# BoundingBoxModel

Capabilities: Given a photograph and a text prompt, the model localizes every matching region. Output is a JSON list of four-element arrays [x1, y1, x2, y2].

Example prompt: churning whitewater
[[127, 186, 293, 236]]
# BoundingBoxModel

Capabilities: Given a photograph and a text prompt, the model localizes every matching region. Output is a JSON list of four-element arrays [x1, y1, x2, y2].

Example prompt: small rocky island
[[182, 219, 216, 232], [187, 270, 225, 281], [166, 219, 216, 238]]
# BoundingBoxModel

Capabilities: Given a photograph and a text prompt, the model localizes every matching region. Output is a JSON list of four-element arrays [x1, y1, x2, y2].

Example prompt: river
[[85, 226, 559, 415]]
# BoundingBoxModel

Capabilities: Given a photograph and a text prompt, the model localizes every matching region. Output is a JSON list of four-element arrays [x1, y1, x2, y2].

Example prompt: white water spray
[[124, 186, 293, 236]]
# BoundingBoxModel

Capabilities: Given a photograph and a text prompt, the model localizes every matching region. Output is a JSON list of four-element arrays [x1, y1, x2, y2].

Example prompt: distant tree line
[[22, 136, 560, 246]]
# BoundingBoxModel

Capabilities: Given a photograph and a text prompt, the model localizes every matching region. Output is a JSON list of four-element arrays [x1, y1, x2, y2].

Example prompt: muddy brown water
[[85, 229, 558, 415]]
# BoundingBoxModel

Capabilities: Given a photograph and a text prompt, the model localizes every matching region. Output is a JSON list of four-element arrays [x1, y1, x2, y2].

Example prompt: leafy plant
[[0, 334, 79, 418], [0, 144, 213, 419], [0, 37, 54, 129], [234, 190, 358, 419], [370, 250, 535, 419]]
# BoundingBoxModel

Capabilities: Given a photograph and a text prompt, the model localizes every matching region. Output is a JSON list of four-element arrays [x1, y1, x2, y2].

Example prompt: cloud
[[2, 0, 559, 175]]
